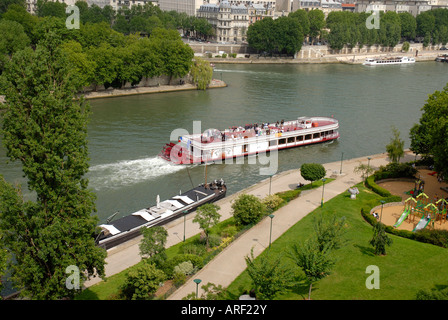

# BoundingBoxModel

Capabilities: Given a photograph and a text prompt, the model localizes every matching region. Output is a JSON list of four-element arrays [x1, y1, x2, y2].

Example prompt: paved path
[[84, 150, 416, 297]]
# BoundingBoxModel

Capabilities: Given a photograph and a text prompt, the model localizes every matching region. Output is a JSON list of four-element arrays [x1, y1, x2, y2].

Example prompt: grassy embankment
[[226, 183, 448, 300]]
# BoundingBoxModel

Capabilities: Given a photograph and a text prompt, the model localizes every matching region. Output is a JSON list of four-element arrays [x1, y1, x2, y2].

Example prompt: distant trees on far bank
[[247, 8, 448, 55], [0, 1, 205, 91]]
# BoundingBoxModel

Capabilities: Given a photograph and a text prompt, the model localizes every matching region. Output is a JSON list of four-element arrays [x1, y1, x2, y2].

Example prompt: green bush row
[[365, 175, 394, 197], [373, 162, 417, 180]]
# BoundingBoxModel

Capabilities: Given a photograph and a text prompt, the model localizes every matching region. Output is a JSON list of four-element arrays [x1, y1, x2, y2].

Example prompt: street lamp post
[[193, 279, 202, 298], [268, 214, 275, 248], [380, 200, 385, 222], [183, 210, 188, 242], [321, 178, 326, 208], [340, 152, 344, 174]]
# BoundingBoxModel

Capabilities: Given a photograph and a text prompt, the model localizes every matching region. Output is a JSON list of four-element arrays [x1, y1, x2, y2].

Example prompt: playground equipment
[[394, 197, 416, 228], [412, 203, 437, 232]]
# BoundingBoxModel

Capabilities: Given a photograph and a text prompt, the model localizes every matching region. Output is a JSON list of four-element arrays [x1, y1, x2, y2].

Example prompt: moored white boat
[[363, 56, 415, 65], [159, 116, 340, 164], [96, 180, 227, 250]]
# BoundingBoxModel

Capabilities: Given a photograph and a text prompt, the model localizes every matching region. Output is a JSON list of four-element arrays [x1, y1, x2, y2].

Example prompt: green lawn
[[225, 183, 448, 300]]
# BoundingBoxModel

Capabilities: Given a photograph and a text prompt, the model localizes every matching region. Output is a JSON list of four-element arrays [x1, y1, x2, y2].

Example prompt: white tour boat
[[363, 56, 415, 66], [159, 116, 340, 164]]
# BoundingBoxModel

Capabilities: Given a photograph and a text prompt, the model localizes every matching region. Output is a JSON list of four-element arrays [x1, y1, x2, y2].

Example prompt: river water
[[1, 61, 448, 224]]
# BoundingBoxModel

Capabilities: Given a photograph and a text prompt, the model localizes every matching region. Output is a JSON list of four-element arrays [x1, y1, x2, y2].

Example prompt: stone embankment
[[190, 42, 442, 65], [79, 79, 227, 100]]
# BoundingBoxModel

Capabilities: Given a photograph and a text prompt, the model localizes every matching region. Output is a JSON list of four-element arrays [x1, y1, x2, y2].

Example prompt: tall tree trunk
[[308, 282, 313, 300]]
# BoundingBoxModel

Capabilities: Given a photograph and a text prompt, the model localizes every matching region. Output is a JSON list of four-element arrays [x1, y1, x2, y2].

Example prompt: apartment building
[[197, 0, 275, 42], [355, 0, 431, 16], [158, 0, 208, 16]]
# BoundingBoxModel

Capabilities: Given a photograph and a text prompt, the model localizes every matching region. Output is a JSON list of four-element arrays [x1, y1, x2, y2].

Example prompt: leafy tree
[[245, 248, 294, 300], [247, 17, 275, 53], [193, 203, 221, 248], [369, 222, 393, 255], [354, 162, 375, 181], [417, 11, 436, 37], [328, 22, 351, 51], [231, 194, 266, 226], [289, 9, 310, 37], [399, 12, 417, 40], [273, 16, 304, 55], [0, 19, 30, 56], [86, 42, 122, 90], [0, 45, 106, 299], [300, 163, 326, 185], [386, 126, 405, 163], [36, 0, 67, 19], [2, 4, 39, 41], [183, 282, 227, 300], [289, 238, 335, 300], [0, 0, 25, 15], [139, 226, 168, 259], [313, 214, 347, 252], [59, 40, 96, 88], [150, 28, 194, 82], [247, 17, 303, 55], [190, 57, 213, 90], [120, 261, 166, 300], [410, 84, 448, 178], [307, 9, 325, 44], [379, 21, 401, 49]]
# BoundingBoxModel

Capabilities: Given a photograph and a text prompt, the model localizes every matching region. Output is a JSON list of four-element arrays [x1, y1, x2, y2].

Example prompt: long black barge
[[96, 179, 227, 250]]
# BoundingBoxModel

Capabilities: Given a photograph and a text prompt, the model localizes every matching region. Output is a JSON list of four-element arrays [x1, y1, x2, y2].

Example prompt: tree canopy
[[410, 84, 448, 179], [247, 16, 304, 56], [0, 44, 106, 299]]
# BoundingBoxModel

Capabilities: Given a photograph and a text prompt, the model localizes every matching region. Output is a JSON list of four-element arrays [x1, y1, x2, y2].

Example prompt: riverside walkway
[[84, 150, 416, 298]]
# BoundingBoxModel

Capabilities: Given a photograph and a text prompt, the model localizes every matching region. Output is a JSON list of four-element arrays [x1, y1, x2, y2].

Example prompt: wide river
[[1, 61, 448, 223]]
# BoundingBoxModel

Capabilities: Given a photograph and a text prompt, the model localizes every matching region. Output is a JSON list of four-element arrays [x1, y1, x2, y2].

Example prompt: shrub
[[120, 262, 166, 300], [173, 261, 195, 276], [402, 41, 410, 52], [181, 243, 206, 256], [173, 271, 187, 287], [162, 254, 204, 278], [220, 225, 237, 238], [414, 229, 448, 248], [262, 194, 285, 211], [207, 234, 222, 248], [365, 175, 392, 197], [300, 163, 326, 185], [373, 162, 417, 180], [222, 53, 227, 58], [276, 189, 301, 202], [231, 194, 266, 226]]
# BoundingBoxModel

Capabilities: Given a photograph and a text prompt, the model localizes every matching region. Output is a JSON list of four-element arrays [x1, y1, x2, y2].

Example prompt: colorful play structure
[[394, 193, 448, 232]]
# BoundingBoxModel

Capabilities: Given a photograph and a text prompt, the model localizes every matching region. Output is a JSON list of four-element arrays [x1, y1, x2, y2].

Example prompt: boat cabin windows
[[313, 133, 320, 139], [278, 138, 286, 145], [287, 137, 295, 143], [297, 135, 304, 142], [269, 140, 277, 147], [305, 134, 312, 140]]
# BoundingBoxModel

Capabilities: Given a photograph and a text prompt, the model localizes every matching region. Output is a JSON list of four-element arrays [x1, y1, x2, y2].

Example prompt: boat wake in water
[[88, 156, 186, 191]]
